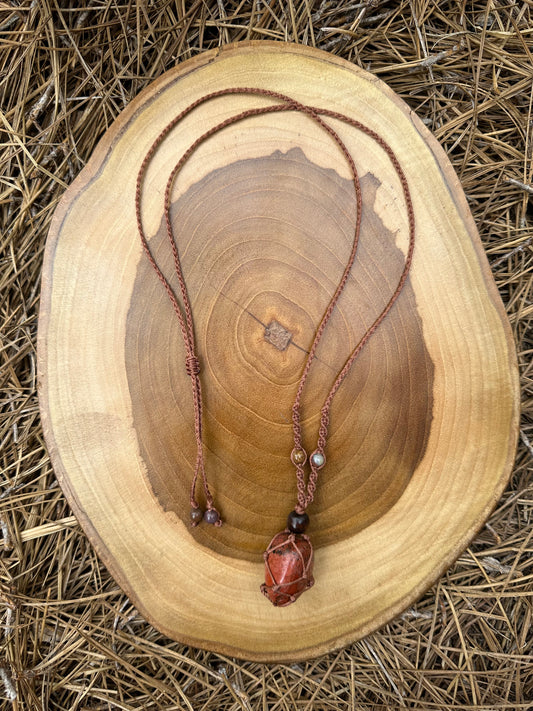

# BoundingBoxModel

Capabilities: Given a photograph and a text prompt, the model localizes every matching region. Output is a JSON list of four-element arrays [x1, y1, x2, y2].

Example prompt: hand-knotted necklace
[[136, 87, 415, 607]]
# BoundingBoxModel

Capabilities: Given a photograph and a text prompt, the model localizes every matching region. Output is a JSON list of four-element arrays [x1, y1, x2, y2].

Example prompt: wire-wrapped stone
[[260, 530, 314, 606]]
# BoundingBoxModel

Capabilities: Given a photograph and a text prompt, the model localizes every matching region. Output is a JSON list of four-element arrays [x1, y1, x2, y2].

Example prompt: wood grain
[[38, 42, 519, 661]]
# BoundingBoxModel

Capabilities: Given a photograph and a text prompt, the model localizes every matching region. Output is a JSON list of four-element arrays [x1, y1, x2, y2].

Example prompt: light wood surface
[[38, 42, 519, 661]]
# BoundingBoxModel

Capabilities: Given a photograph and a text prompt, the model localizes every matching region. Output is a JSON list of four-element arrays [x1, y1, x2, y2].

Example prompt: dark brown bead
[[190, 507, 203, 525], [287, 510, 309, 533], [204, 508, 220, 525]]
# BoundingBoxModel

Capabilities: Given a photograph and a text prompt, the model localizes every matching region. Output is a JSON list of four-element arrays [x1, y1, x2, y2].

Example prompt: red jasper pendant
[[260, 530, 314, 606]]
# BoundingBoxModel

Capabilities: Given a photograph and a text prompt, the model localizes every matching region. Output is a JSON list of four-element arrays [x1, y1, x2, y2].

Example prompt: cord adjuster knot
[[185, 355, 200, 376]]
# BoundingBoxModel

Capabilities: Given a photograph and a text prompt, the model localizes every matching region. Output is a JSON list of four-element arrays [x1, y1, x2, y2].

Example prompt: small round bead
[[311, 451, 325, 468], [292, 448, 306, 465], [287, 510, 310, 534], [204, 508, 220, 525], [190, 507, 203, 525]]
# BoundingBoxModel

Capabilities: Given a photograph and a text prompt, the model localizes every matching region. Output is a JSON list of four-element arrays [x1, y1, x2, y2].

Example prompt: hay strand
[[1, 1, 532, 708]]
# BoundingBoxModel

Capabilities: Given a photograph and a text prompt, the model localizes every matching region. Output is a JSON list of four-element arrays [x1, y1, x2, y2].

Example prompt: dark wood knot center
[[264, 320, 292, 351]]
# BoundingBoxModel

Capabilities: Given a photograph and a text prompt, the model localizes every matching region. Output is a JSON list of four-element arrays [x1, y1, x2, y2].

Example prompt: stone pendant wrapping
[[260, 530, 314, 606]]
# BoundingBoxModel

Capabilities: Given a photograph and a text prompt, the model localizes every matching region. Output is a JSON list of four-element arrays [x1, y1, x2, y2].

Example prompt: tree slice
[[38, 42, 519, 661]]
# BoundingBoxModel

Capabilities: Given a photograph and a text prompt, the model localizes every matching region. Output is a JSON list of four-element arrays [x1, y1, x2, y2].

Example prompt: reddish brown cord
[[136, 87, 415, 522]]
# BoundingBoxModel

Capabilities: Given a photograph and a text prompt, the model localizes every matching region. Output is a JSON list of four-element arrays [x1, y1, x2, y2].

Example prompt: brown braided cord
[[135, 87, 415, 521]]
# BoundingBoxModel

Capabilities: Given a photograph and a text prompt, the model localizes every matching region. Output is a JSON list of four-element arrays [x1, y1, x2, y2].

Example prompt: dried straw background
[[1, 1, 532, 709]]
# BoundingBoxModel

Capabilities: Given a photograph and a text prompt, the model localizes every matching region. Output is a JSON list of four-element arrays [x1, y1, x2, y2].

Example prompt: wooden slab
[[38, 42, 519, 661]]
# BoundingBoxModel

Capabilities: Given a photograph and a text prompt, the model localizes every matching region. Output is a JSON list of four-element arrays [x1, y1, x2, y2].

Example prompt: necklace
[[136, 87, 415, 607]]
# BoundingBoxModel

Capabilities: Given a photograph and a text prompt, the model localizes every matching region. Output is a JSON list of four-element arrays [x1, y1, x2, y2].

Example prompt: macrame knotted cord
[[135, 87, 415, 523]]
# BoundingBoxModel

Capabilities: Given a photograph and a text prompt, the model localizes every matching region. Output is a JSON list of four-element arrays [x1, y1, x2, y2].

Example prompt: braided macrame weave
[[135, 87, 415, 522]]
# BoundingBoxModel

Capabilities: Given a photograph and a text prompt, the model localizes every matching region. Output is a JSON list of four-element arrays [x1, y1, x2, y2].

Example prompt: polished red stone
[[260, 530, 314, 606]]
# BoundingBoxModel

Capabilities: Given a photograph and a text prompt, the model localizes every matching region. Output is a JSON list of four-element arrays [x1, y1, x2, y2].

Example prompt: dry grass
[[1, 1, 532, 709]]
